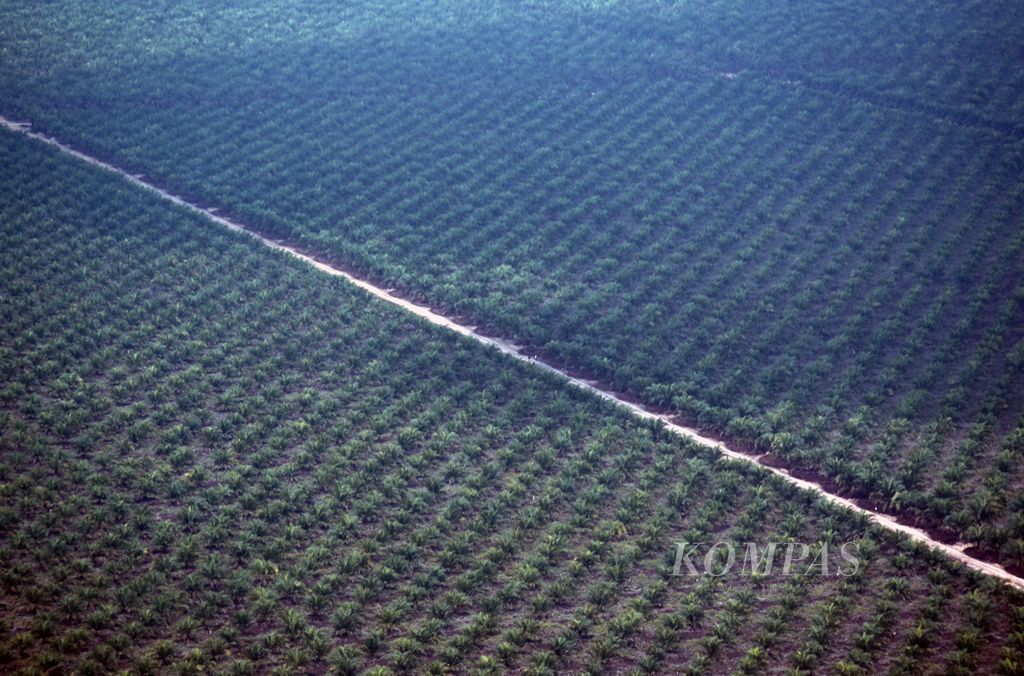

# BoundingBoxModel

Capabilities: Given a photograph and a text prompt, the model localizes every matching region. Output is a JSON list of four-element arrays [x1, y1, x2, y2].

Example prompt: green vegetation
[[3, 1, 1024, 671], [2, 0, 1022, 564], [2, 128, 1022, 673]]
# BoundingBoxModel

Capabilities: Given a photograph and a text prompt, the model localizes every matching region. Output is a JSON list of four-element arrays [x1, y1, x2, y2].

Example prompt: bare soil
[[3, 113, 1021, 591]]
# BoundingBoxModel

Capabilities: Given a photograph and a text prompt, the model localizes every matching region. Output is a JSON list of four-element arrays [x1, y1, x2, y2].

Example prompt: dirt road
[[3, 114, 1021, 591]]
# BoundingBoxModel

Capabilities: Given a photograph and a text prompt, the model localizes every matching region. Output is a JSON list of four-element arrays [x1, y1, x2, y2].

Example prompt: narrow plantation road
[[3, 115, 1022, 592]]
